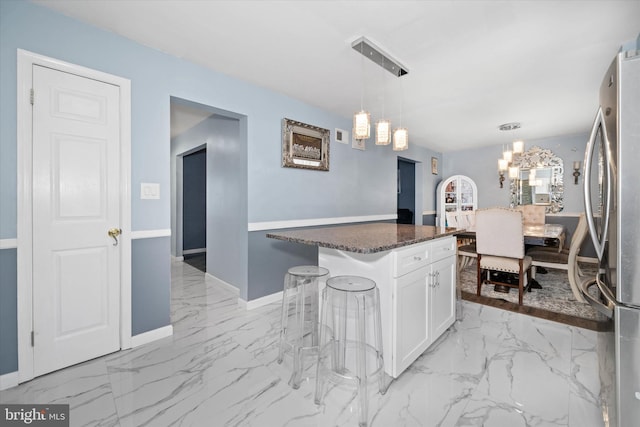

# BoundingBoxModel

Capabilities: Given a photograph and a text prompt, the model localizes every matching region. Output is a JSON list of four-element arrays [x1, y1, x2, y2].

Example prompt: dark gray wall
[[248, 231, 318, 301], [183, 149, 206, 251], [132, 237, 171, 335], [0, 249, 17, 375]]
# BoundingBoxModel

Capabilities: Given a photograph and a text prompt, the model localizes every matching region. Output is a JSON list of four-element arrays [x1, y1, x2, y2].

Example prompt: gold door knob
[[108, 228, 122, 246]]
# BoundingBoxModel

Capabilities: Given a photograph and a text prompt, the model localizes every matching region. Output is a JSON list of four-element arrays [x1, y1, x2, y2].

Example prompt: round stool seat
[[288, 265, 329, 278], [326, 275, 375, 293]]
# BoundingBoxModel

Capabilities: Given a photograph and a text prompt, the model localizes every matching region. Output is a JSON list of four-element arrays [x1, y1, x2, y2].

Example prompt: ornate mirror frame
[[509, 146, 564, 213]]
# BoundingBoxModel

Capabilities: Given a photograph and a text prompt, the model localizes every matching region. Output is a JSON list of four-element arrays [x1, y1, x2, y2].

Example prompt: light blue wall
[[205, 116, 249, 296], [442, 133, 589, 213]]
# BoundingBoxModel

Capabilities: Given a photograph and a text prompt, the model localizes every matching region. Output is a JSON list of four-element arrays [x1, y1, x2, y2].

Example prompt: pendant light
[[351, 37, 409, 148], [376, 57, 391, 145], [353, 41, 370, 140], [393, 74, 408, 151]]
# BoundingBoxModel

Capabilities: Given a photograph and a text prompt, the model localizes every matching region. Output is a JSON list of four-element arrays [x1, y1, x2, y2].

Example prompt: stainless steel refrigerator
[[580, 47, 640, 426]]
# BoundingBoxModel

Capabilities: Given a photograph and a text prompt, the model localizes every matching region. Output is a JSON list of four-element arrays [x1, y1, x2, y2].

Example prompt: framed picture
[[335, 128, 349, 144], [431, 157, 438, 175], [282, 118, 330, 171]]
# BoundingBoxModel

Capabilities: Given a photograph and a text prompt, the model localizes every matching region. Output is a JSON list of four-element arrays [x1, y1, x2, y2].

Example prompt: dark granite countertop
[[266, 223, 459, 254]]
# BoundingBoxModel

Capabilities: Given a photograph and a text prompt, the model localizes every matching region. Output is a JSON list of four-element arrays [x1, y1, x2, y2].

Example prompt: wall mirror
[[509, 146, 564, 213]]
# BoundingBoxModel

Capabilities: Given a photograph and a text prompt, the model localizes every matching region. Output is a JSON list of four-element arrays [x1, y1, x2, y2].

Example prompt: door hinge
[[30, 330, 34, 347], [30, 88, 34, 105]]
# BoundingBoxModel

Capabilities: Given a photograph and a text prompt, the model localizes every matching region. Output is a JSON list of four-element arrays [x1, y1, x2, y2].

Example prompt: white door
[[32, 65, 121, 376]]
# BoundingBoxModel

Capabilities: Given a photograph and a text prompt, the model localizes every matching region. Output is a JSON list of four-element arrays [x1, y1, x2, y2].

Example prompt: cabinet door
[[430, 256, 456, 340], [392, 267, 430, 377]]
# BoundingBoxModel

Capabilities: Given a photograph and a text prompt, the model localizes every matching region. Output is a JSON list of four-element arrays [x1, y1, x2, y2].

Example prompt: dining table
[[456, 223, 566, 250], [456, 223, 566, 290]]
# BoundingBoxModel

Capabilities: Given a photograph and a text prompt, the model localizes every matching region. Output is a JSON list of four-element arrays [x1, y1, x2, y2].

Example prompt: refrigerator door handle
[[583, 107, 611, 260], [580, 276, 615, 318]]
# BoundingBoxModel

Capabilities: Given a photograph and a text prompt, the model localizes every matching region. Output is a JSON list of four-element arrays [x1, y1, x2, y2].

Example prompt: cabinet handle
[[414, 256, 422, 261]]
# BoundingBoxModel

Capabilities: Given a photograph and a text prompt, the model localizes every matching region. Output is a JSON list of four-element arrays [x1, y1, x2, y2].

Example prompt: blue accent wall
[[0, 249, 18, 375], [131, 237, 171, 335], [183, 149, 206, 251]]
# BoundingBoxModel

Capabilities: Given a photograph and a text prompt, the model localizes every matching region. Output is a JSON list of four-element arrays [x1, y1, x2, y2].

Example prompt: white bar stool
[[314, 275, 388, 427], [277, 265, 329, 389]]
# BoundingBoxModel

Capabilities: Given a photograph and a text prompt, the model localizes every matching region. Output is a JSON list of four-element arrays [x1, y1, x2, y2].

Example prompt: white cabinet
[[429, 256, 456, 339], [393, 267, 430, 375], [318, 235, 457, 379], [390, 237, 456, 377], [436, 175, 478, 227]]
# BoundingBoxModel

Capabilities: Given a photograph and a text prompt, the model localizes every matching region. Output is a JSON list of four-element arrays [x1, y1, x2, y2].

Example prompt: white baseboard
[[203, 272, 280, 311], [131, 325, 173, 348], [183, 248, 206, 255], [239, 291, 283, 311], [0, 371, 19, 391], [205, 273, 240, 295], [172, 255, 184, 262]]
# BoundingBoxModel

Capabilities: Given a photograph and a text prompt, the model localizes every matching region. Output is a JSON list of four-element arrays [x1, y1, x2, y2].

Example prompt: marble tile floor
[[0, 259, 606, 426]]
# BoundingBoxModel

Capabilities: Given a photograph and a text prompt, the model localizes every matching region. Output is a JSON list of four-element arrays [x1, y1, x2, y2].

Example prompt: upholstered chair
[[527, 214, 588, 302], [476, 208, 533, 305], [516, 204, 546, 226]]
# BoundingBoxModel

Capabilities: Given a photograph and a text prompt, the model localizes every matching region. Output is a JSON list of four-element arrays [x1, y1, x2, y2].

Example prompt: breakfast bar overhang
[[267, 223, 459, 378]]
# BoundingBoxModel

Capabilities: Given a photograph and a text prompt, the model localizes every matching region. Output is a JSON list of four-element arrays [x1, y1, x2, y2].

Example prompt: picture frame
[[282, 118, 330, 171], [431, 157, 438, 175]]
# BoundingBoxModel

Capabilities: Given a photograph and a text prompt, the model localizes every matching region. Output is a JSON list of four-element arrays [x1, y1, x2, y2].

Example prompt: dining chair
[[516, 204, 546, 225], [455, 210, 477, 270], [527, 213, 588, 302], [476, 207, 532, 305], [445, 211, 459, 228]]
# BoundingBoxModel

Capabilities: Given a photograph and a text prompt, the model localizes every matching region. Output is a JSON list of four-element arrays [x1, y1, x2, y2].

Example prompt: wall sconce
[[573, 161, 581, 184], [498, 158, 508, 188]]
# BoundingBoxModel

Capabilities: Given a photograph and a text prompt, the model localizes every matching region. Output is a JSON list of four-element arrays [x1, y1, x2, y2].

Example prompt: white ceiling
[[34, 0, 639, 152]]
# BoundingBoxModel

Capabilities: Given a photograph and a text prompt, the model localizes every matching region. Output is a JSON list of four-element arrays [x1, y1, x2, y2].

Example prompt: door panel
[[32, 65, 120, 376]]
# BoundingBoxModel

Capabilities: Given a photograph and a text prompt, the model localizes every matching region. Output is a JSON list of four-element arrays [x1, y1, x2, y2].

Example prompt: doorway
[[397, 158, 416, 224], [17, 50, 132, 382], [170, 97, 248, 300], [182, 148, 207, 272]]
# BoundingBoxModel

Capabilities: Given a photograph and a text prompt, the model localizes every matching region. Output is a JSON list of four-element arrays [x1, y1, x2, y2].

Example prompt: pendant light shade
[[353, 110, 371, 140], [392, 128, 408, 151], [375, 120, 391, 145], [513, 139, 524, 154], [503, 150, 513, 163]]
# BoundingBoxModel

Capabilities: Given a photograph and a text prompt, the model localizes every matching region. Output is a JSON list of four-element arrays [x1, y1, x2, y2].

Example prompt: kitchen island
[[267, 223, 459, 378]]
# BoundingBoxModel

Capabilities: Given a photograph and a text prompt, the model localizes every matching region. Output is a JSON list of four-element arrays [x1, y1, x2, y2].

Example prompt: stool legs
[[355, 294, 368, 427], [277, 266, 327, 390]]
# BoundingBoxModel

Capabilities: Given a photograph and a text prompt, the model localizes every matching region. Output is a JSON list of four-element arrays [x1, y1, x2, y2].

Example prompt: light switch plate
[[141, 183, 160, 199]]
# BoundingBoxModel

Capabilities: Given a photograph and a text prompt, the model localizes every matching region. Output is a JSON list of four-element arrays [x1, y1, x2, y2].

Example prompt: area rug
[[459, 260, 609, 329]]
